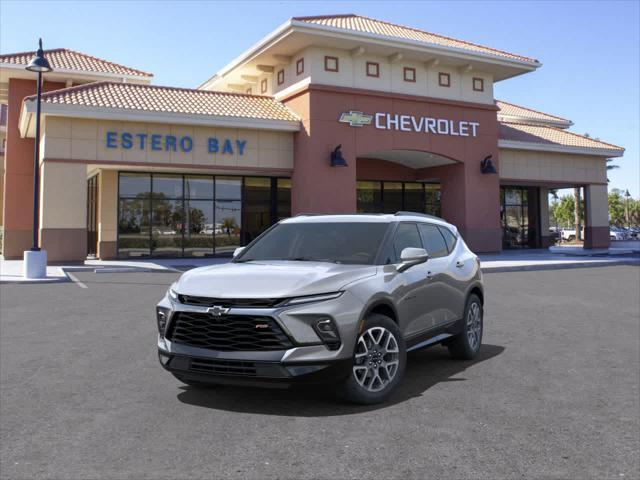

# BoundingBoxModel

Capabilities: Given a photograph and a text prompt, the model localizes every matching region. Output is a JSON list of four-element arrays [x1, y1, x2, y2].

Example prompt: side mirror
[[397, 247, 429, 272], [233, 247, 245, 258]]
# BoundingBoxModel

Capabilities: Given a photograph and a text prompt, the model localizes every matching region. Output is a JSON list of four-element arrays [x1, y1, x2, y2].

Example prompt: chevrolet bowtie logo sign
[[207, 306, 230, 317], [339, 111, 373, 127]]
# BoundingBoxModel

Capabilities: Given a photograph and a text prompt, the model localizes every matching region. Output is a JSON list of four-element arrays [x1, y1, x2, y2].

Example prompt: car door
[[390, 222, 437, 337], [417, 223, 452, 329]]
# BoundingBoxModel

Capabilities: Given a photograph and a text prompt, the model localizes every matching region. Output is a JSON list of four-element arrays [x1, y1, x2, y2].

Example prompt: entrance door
[[500, 186, 540, 248], [87, 175, 99, 257]]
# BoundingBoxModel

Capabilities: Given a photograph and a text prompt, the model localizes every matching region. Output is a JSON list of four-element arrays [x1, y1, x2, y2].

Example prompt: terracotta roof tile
[[293, 14, 538, 64], [496, 100, 571, 126], [499, 122, 623, 153], [27, 81, 299, 122], [0, 48, 152, 77]]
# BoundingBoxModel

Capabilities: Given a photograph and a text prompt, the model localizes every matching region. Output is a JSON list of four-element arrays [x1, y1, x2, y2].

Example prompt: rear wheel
[[337, 313, 406, 405], [447, 294, 483, 360]]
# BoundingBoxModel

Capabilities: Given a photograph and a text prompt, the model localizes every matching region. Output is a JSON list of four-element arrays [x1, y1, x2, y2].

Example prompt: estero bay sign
[[105, 131, 248, 155], [339, 111, 480, 137]]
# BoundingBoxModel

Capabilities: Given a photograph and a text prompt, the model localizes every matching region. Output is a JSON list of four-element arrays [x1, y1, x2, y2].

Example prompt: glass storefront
[[117, 173, 290, 258], [500, 186, 539, 248], [357, 181, 441, 216]]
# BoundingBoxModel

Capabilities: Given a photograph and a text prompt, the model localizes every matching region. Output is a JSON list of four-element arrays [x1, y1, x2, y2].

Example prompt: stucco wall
[[273, 46, 494, 105], [499, 148, 607, 184], [41, 117, 294, 171]]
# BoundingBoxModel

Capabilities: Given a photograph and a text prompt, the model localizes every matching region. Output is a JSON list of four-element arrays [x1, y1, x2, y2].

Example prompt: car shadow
[[176, 343, 505, 416]]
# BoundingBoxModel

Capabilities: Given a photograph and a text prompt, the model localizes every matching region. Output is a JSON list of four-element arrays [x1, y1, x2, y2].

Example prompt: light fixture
[[23, 39, 53, 279], [330, 144, 348, 167], [480, 155, 497, 174], [26, 39, 53, 73]]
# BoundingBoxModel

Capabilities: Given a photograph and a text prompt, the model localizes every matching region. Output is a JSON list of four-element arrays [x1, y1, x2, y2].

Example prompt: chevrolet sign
[[338, 111, 374, 127]]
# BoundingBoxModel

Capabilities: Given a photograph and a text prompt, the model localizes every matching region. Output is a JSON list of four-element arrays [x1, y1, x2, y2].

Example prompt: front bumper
[[156, 290, 365, 385]]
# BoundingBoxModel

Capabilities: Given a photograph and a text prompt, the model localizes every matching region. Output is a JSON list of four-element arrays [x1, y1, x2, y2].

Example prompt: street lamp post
[[23, 39, 52, 279]]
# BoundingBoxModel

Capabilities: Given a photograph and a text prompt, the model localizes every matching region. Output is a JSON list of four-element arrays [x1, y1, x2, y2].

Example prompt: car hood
[[175, 261, 378, 298]]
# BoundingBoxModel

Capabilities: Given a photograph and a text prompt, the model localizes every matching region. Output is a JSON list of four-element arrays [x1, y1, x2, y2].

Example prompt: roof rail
[[394, 211, 443, 221]]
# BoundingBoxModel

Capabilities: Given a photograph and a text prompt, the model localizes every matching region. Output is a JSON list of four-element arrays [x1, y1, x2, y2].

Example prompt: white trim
[[497, 114, 573, 129], [0, 62, 152, 82], [19, 101, 300, 137], [498, 139, 624, 158]]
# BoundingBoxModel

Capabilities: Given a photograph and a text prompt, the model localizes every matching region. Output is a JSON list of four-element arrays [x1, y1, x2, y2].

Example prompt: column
[[39, 161, 87, 261], [98, 170, 118, 259], [539, 187, 552, 247], [584, 184, 610, 249]]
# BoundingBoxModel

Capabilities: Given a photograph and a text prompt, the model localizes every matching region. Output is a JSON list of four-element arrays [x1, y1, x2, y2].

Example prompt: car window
[[437, 226, 457, 253], [418, 223, 449, 258], [392, 223, 423, 262]]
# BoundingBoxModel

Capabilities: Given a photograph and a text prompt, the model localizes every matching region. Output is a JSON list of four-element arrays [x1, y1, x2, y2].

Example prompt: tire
[[172, 373, 217, 389], [447, 294, 483, 360], [567, 235, 575, 242], [337, 313, 406, 405]]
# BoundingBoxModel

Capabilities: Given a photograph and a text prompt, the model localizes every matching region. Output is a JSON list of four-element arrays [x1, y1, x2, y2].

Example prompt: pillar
[[98, 170, 118, 259], [584, 184, 610, 249], [39, 161, 87, 262], [539, 188, 553, 247]]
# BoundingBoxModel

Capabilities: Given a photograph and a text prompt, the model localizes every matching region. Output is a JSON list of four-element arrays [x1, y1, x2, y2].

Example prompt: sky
[[1, 0, 638, 197]]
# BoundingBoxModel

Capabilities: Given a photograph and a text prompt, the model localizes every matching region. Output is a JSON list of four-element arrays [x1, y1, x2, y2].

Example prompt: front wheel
[[337, 313, 406, 405], [447, 294, 483, 360]]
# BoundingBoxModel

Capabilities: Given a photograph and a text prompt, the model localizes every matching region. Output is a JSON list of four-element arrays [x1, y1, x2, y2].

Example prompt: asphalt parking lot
[[1, 265, 639, 480]]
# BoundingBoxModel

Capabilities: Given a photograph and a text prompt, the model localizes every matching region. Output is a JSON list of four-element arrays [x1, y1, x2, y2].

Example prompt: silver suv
[[156, 213, 484, 404]]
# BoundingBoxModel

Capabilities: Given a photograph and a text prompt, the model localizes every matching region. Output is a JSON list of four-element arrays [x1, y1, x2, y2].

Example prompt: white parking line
[[66, 272, 88, 289]]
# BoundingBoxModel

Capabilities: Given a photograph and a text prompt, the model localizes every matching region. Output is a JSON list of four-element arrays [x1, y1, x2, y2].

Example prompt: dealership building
[[0, 14, 624, 261]]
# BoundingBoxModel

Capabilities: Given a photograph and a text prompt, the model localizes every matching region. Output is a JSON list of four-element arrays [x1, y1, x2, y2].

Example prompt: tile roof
[[27, 81, 299, 122], [499, 122, 624, 154], [293, 14, 538, 64], [0, 48, 152, 78], [496, 100, 571, 126]]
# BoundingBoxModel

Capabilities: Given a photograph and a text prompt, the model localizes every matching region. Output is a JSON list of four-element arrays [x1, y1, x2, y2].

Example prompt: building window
[[356, 181, 441, 216], [324, 56, 339, 72], [403, 67, 416, 82], [366, 62, 379, 78], [473, 77, 484, 92], [117, 173, 291, 258], [296, 58, 304, 75], [438, 72, 451, 87], [260, 78, 268, 94], [277, 69, 284, 85], [245, 88, 252, 94]]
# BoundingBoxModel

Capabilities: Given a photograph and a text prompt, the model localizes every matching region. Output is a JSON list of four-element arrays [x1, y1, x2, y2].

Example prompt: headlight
[[282, 291, 343, 306], [167, 284, 179, 302]]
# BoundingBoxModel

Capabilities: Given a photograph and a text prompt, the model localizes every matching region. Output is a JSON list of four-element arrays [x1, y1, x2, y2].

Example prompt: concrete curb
[[482, 259, 640, 273]]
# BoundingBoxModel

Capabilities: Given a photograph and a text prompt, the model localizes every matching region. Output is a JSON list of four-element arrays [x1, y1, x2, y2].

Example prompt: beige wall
[[40, 161, 86, 229], [499, 149, 607, 184], [585, 184, 609, 228], [42, 117, 294, 170], [265, 46, 494, 104]]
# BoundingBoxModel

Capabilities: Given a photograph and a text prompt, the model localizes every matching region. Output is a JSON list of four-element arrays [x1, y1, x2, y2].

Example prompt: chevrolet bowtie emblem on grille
[[207, 305, 230, 317], [339, 111, 373, 127]]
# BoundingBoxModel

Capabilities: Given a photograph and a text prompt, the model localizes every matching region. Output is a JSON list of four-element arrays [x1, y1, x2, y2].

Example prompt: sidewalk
[[2, 249, 638, 284]]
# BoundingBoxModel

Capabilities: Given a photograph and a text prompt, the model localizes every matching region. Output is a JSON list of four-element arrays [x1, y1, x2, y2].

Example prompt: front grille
[[177, 295, 284, 308], [167, 312, 293, 351], [189, 358, 256, 376]]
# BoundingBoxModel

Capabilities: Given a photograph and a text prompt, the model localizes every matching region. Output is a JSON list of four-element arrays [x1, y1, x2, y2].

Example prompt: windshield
[[236, 222, 389, 265]]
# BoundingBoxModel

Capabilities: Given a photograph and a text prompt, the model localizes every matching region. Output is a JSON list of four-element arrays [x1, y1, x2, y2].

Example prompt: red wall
[[283, 84, 502, 252], [2, 78, 66, 259]]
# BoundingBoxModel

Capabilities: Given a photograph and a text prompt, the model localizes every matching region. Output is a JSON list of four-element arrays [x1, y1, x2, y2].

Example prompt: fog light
[[158, 352, 171, 366], [314, 318, 341, 350], [156, 307, 170, 337]]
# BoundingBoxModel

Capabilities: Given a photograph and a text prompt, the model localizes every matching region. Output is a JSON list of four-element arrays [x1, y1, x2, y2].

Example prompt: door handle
[[455, 260, 465, 268]]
